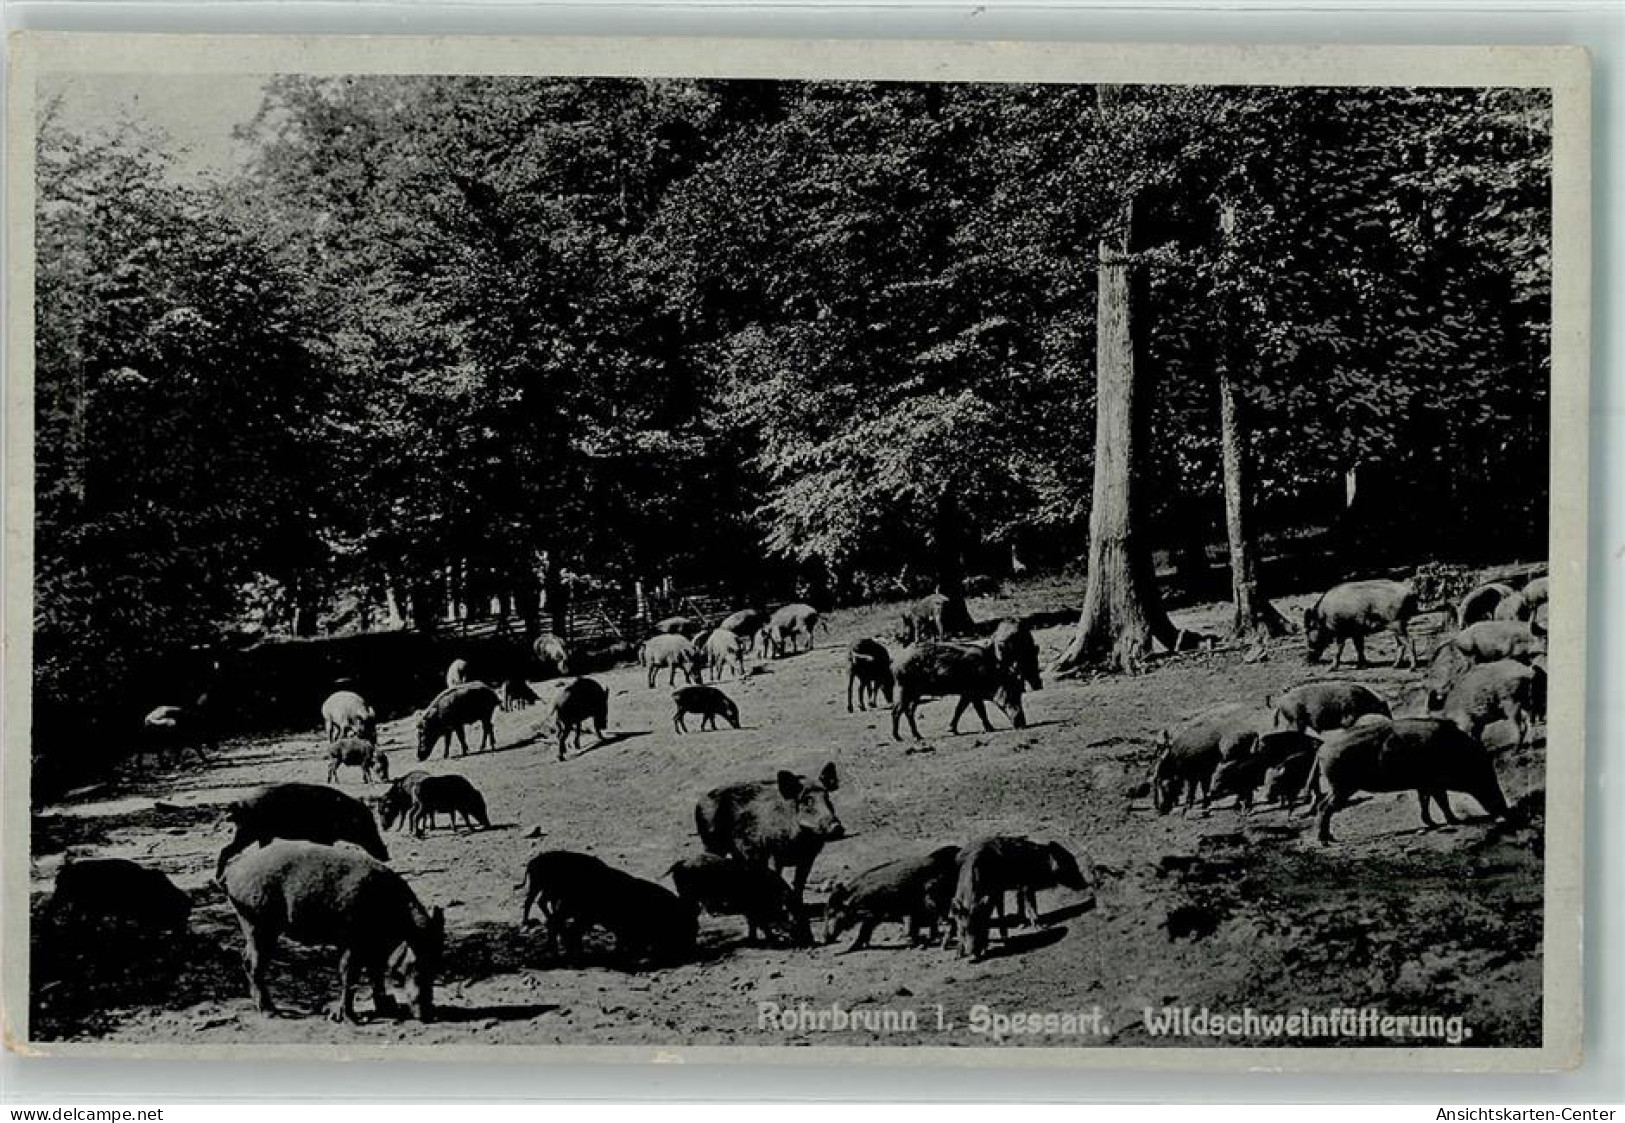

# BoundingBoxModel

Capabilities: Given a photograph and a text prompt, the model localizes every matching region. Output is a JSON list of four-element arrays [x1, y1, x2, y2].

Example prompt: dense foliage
[[32, 79, 1551, 759]]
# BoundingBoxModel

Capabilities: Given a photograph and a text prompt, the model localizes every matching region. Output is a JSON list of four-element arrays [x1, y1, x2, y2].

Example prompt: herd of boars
[[59, 573, 1545, 1025], [1155, 574, 1547, 845]]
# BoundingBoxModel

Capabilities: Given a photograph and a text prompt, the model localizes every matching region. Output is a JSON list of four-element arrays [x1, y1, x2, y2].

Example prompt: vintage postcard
[[2, 34, 1590, 1071]]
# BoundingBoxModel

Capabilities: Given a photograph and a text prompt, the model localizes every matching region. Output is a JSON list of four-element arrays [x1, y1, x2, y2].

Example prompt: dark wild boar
[[1458, 582, 1516, 627], [50, 858, 191, 936], [951, 837, 1091, 959], [415, 683, 500, 761], [891, 641, 1026, 741], [899, 593, 973, 644], [517, 850, 697, 968], [1150, 704, 1262, 814], [1209, 730, 1321, 811], [668, 853, 811, 947], [845, 638, 895, 712], [379, 771, 429, 832], [216, 782, 389, 880], [673, 685, 740, 733], [1271, 681, 1390, 733], [1306, 718, 1510, 844], [552, 676, 609, 761], [223, 839, 443, 1023], [991, 617, 1044, 692], [1303, 579, 1422, 669], [321, 690, 376, 743], [823, 846, 961, 952], [327, 737, 389, 784], [381, 773, 490, 837], [695, 762, 844, 902]]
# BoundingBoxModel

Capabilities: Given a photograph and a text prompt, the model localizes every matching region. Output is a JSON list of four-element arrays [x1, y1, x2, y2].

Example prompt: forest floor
[[27, 574, 1548, 1052]]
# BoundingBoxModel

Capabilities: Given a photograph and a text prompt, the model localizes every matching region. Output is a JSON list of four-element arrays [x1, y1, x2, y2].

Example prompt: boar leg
[[557, 727, 569, 762], [970, 698, 996, 733], [239, 918, 279, 1015], [948, 696, 973, 734], [1415, 789, 1439, 828], [1433, 790, 1459, 825], [479, 717, 495, 752], [844, 918, 878, 953], [370, 957, 402, 1019], [328, 949, 363, 1024], [453, 726, 470, 757], [1316, 794, 1346, 845], [673, 710, 687, 733]]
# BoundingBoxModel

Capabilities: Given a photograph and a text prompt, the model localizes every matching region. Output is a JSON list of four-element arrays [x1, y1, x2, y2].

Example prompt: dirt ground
[[28, 577, 1547, 1050]]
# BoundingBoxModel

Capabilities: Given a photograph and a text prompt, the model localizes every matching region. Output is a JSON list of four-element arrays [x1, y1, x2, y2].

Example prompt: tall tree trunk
[[1214, 197, 1287, 639], [1055, 101, 1179, 673], [1219, 368, 1287, 638]]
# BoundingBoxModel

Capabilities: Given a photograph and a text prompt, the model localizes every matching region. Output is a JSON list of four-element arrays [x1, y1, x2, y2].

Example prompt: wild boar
[[1442, 620, 1543, 666], [1431, 659, 1543, 748], [1209, 730, 1321, 811], [990, 618, 1044, 692], [899, 593, 973, 644], [138, 703, 214, 770], [1303, 579, 1421, 669], [223, 839, 443, 1023], [533, 634, 571, 679], [655, 615, 705, 637], [380, 773, 490, 837], [668, 853, 811, 947], [1150, 704, 1263, 814], [216, 783, 389, 881], [846, 638, 895, 712], [1307, 717, 1510, 844], [326, 737, 389, 784], [1271, 681, 1391, 733], [673, 685, 740, 733], [1522, 576, 1550, 608], [445, 658, 470, 689], [552, 676, 609, 761], [763, 603, 825, 657], [891, 641, 1026, 741], [500, 677, 539, 712], [704, 627, 749, 682], [823, 846, 961, 952], [718, 608, 768, 640], [517, 850, 697, 968], [951, 837, 1091, 959], [1458, 582, 1516, 627], [695, 762, 844, 901], [379, 771, 429, 831], [49, 858, 191, 936], [321, 690, 376, 744], [1261, 750, 1319, 810], [641, 635, 701, 689], [415, 683, 500, 761]]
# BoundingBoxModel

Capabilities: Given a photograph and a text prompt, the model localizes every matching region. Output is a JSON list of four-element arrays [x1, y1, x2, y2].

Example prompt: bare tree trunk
[[1219, 369, 1288, 638], [1055, 104, 1179, 673], [1214, 197, 1287, 640]]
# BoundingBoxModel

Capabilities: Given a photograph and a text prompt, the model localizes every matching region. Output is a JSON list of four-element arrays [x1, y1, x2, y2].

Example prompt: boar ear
[[819, 762, 840, 791], [776, 771, 804, 799]]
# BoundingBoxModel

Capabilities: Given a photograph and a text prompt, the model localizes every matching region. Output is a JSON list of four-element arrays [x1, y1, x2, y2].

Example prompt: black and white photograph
[[3, 36, 1589, 1067]]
